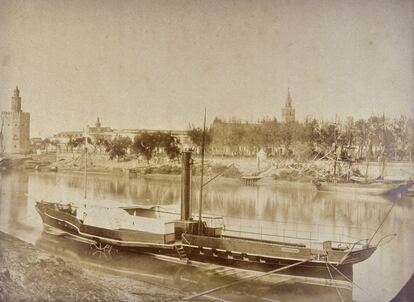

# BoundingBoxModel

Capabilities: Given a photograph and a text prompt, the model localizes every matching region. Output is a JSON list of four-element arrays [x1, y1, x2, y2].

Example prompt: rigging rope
[[368, 203, 395, 246]]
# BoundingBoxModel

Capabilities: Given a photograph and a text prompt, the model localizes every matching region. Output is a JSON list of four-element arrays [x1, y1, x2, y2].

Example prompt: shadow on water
[[1, 170, 413, 301]]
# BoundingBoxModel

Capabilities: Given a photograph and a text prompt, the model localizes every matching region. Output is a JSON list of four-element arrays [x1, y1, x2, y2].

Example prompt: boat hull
[[314, 181, 413, 196], [35, 203, 175, 247], [35, 203, 368, 283]]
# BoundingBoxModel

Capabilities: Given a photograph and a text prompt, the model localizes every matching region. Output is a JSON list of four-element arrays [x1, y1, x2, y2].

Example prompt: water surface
[[0, 170, 413, 302]]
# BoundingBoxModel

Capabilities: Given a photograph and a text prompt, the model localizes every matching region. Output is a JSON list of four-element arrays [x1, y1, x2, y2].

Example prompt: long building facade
[[51, 117, 191, 152], [0, 86, 31, 154]]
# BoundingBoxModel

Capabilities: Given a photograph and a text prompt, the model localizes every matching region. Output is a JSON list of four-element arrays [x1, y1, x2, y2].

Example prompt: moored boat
[[313, 179, 414, 196], [35, 150, 379, 283]]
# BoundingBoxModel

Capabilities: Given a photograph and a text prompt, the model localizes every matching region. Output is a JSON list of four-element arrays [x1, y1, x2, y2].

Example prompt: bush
[[291, 142, 313, 161]]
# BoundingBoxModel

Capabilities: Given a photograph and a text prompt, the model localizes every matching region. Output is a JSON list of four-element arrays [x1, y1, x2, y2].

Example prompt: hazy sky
[[0, 0, 413, 137]]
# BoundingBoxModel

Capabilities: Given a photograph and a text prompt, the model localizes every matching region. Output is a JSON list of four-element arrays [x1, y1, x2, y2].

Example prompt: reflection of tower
[[0, 86, 31, 154], [281, 88, 295, 123], [0, 171, 30, 230]]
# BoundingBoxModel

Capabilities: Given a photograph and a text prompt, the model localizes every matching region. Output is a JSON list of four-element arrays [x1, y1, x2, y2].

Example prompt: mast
[[333, 115, 338, 183], [84, 127, 88, 200], [380, 113, 386, 179], [198, 109, 207, 235], [0, 118, 4, 154], [364, 121, 370, 183], [346, 131, 353, 181]]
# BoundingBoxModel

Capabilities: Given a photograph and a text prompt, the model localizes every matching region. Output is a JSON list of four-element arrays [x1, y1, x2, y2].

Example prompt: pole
[[347, 132, 353, 181], [198, 108, 207, 235], [333, 116, 338, 183], [381, 113, 386, 179], [84, 128, 88, 200]]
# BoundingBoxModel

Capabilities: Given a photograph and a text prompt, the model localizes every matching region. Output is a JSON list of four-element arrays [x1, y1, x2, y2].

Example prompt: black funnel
[[181, 151, 192, 220]]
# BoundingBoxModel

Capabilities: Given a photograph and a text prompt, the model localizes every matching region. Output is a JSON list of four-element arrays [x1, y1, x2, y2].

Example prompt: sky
[[0, 0, 413, 138]]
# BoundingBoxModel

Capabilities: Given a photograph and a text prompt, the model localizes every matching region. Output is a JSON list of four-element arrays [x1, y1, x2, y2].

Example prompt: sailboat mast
[[365, 121, 370, 183], [84, 128, 88, 200], [198, 109, 207, 235], [0, 118, 4, 154], [347, 131, 353, 181], [380, 113, 386, 179], [333, 115, 338, 182]]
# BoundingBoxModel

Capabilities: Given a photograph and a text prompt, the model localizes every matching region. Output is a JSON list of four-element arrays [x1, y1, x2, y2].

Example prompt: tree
[[131, 132, 159, 163], [68, 137, 92, 149], [106, 136, 132, 160], [188, 127, 212, 151], [157, 132, 181, 160], [94, 137, 110, 153]]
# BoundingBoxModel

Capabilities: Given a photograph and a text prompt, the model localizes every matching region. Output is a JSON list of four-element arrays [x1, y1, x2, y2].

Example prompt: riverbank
[[20, 152, 414, 184], [0, 231, 183, 301]]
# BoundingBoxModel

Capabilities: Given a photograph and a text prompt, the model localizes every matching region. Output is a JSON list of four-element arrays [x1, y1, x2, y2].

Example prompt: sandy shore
[[0, 231, 184, 302]]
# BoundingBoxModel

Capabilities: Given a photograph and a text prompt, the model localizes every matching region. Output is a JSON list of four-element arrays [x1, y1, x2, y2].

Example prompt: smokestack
[[181, 151, 192, 220]]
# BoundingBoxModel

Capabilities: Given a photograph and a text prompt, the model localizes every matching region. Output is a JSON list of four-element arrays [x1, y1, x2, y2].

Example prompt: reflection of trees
[[24, 172, 413, 244]]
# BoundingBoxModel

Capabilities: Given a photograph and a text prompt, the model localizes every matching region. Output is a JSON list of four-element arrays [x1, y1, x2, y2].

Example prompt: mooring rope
[[327, 263, 379, 302], [182, 259, 309, 300], [325, 261, 345, 302]]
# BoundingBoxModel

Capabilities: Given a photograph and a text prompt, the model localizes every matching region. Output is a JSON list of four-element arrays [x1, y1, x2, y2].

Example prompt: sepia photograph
[[0, 0, 413, 301]]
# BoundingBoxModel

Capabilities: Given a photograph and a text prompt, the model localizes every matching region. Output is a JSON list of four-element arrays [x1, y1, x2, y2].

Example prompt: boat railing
[[223, 221, 373, 250], [223, 216, 376, 234], [144, 207, 373, 249]]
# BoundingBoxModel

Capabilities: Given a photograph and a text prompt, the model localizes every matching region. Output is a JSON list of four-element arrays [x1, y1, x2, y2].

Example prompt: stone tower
[[0, 86, 31, 154], [281, 88, 295, 123]]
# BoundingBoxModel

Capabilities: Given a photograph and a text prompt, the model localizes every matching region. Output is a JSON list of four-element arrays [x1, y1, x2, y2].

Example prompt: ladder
[[175, 244, 191, 264]]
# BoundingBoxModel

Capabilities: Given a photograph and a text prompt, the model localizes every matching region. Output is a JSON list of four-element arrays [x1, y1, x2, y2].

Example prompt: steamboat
[[35, 150, 379, 285]]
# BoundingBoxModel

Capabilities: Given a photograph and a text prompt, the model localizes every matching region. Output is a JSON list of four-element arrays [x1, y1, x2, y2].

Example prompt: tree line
[[68, 132, 181, 163], [189, 115, 414, 162], [64, 114, 414, 163]]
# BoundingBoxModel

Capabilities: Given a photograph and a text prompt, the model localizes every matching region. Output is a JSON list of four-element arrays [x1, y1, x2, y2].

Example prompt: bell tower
[[281, 88, 295, 123]]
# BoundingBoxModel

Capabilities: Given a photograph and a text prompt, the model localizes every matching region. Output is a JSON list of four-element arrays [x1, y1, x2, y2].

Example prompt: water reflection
[[0, 170, 413, 302], [35, 231, 346, 302]]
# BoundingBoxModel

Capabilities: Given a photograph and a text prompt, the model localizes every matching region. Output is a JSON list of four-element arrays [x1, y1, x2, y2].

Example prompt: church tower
[[281, 88, 295, 123], [95, 117, 101, 129], [1, 86, 31, 154]]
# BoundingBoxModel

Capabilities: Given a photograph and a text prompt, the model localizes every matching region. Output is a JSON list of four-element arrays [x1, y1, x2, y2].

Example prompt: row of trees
[[68, 132, 181, 163], [189, 116, 414, 161], [63, 115, 414, 163]]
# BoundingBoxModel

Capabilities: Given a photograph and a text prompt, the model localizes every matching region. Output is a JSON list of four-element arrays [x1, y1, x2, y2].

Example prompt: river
[[0, 170, 413, 302]]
